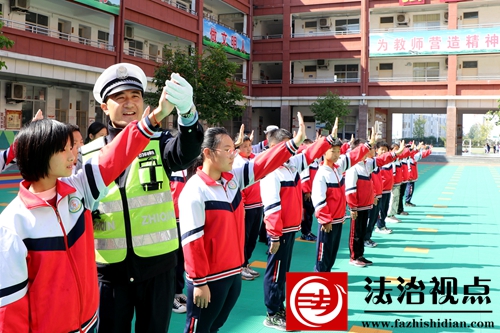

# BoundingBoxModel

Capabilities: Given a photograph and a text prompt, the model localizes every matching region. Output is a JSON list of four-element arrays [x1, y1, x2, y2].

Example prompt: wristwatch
[[179, 104, 196, 118]]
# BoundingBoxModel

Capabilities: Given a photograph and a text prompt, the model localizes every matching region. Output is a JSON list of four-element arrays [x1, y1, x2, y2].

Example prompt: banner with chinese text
[[73, 0, 120, 15], [370, 28, 500, 57], [203, 19, 250, 60]]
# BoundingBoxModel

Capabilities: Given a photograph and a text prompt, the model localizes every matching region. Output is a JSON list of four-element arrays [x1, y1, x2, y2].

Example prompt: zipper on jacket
[[54, 208, 84, 333], [119, 187, 134, 249]]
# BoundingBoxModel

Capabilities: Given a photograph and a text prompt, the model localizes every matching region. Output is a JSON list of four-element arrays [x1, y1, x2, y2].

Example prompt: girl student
[[178, 113, 306, 333], [0, 89, 175, 332]]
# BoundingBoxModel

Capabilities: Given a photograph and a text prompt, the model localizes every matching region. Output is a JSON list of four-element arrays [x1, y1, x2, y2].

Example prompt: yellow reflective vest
[[82, 137, 178, 264]]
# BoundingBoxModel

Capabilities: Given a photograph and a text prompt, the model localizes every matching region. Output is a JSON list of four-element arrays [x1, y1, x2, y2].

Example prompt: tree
[[412, 115, 426, 140], [0, 14, 15, 70], [150, 44, 245, 126], [466, 122, 493, 147], [310, 90, 351, 131]]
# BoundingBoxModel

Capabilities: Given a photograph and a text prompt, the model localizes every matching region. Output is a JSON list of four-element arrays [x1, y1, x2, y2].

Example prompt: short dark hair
[[350, 138, 366, 150], [200, 127, 229, 162], [376, 140, 390, 150], [268, 129, 292, 146], [86, 121, 107, 143], [391, 142, 400, 150], [66, 123, 80, 133], [331, 139, 343, 148], [16, 119, 73, 182], [234, 134, 251, 148], [302, 138, 313, 145]]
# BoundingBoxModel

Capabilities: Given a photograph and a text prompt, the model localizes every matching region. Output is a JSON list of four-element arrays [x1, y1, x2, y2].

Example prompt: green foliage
[[439, 125, 447, 147], [486, 108, 500, 126], [310, 90, 351, 130], [412, 115, 426, 140], [151, 44, 245, 126], [466, 122, 493, 147], [0, 16, 15, 70]]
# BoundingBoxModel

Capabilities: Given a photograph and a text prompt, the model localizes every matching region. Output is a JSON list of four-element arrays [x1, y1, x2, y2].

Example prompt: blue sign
[[203, 19, 250, 60]]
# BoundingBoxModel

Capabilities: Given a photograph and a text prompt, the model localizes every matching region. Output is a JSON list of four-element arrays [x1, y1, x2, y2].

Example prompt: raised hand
[[331, 117, 339, 138], [350, 134, 355, 145], [292, 112, 306, 147], [369, 126, 376, 146], [249, 130, 254, 142], [32, 109, 44, 122], [166, 73, 194, 116], [396, 140, 405, 155], [150, 86, 175, 125]]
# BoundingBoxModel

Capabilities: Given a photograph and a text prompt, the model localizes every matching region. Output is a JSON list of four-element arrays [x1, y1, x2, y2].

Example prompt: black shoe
[[358, 256, 373, 266], [300, 233, 317, 241], [398, 211, 409, 216]]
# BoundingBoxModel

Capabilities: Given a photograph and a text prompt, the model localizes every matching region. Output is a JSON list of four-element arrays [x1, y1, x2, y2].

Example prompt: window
[[413, 62, 440, 81], [379, 63, 393, 70], [58, 20, 71, 40], [21, 86, 46, 126], [304, 21, 317, 28], [380, 17, 394, 24], [79, 25, 91, 45], [128, 40, 144, 57], [304, 65, 317, 72], [413, 14, 440, 29], [463, 61, 477, 69], [55, 99, 68, 123], [0, 4, 3, 17], [334, 64, 359, 82], [25, 12, 49, 35], [335, 19, 360, 34], [76, 101, 87, 136], [463, 12, 478, 20], [234, 64, 243, 81]]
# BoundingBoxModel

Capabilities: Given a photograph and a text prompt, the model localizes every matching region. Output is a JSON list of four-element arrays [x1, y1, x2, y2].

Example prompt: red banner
[[399, 0, 425, 5]]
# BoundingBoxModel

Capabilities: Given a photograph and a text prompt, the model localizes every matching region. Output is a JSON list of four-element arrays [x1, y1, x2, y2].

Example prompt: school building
[[1, 0, 499, 155]]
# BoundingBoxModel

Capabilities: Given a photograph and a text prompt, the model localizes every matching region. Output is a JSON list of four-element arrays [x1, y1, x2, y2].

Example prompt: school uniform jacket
[[0, 144, 15, 173], [234, 154, 263, 209], [0, 119, 158, 333], [170, 169, 187, 220], [179, 140, 298, 286], [409, 148, 431, 181], [345, 152, 397, 211], [300, 159, 319, 194], [312, 143, 370, 225], [261, 136, 335, 242], [392, 149, 411, 186]]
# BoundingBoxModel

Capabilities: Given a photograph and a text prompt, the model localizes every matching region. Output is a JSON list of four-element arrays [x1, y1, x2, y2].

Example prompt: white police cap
[[93, 63, 148, 104], [264, 125, 279, 134]]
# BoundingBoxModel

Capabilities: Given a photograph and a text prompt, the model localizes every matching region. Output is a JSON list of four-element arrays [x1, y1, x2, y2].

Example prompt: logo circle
[[227, 180, 237, 190], [290, 276, 346, 327], [69, 197, 83, 213]]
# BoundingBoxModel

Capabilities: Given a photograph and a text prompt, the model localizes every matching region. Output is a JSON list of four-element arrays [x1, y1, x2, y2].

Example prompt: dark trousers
[[376, 192, 391, 229], [301, 193, 314, 235], [315, 223, 343, 272], [259, 217, 267, 243], [397, 183, 407, 214], [348, 210, 369, 260], [97, 268, 175, 333], [175, 223, 186, 294], [243, 206, 264, 266], [184, 274, 241, 333], [405, 182, 415, 204], [365, 199, 381, 241], [264, 232, 296, 314]]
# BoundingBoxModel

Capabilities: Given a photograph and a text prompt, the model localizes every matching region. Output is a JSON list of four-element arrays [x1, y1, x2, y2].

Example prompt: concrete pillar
[[243, 105, 252, 129], [280, 104, 291, 131], [446, 105, 457, 156], [386, 111, 393, 143], [357, 104, 368, 139]]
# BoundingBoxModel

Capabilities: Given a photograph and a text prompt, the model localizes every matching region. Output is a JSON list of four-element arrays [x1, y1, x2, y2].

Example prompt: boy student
[[260, 124, 337, 330], [81, 63, 204, 333], [299, 138, 319, 241], [385, 142, 411, 224], [345, 137, 404, 267], [406, 143, 432, 207], [179, 114, 306, 333], [0, 94, 176, 332], [233, 127, 264, 281], [312, 119, 374, 272]]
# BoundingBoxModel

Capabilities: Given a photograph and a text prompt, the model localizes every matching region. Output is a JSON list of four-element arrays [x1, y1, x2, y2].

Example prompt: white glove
[[165, 73, 194, 115]]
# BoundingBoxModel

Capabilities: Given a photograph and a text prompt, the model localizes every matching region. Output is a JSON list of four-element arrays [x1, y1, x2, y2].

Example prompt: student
[[179, 114, 306, 333], [312, 119, 373, 272], [299, 138, 319, 241], [405, 143, 432, 207], [0, 100, 174, 332], [345, 137, 404, 267], [375, 141, 396, 234], [385, 142, 410, 224], [260, 125, 336, 330], [80, 63, 204, 333], [67, 124, 84, 168], [233, 133, 263, 281], [85, 121, 108, 143]]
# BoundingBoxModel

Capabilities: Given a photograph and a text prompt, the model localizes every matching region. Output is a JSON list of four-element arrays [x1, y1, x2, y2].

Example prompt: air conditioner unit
[[319, 18, 330, 28], [444, 12, 449, 23], [124, 25, 134, 40], [396, 14, 410, 26], [317, 59, 329, 69], [10, 0, 28, 11], [6, 83, 27, 101]]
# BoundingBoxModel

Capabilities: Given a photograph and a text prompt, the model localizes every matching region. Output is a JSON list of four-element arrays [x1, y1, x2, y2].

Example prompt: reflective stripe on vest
[[82, 139, 178, 264]]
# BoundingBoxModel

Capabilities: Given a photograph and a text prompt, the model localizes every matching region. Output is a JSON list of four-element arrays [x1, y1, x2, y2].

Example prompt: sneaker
[[277, 308, 286, 319], [172, 298, 187, 313], [385, 216, 401, 223], [349, 258, 366, 267], [375, 227, 392, 234], [241, 268, 255, 281], [405, 202, 416, 207], [175, 293, 187, 305], [358, 256, 373, 266], [263, 313, 286, 331], [398, 211, 409, 216], [364, 240, 377, 247], [300, 233, 317, 241], [245, 266, 260, 277]]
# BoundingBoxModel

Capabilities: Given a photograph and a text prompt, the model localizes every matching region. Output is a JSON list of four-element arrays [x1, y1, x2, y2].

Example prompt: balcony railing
[[253, 34, 283, 40], [203, 13, 247, 37], [161, 0, 197, 15], [457, 75, 500, 81], [459, 23, 500, 29], [291, 30, 360, 38], [370, 25, 447, 33], [124, 48, 162, 62], [252, 79, 283, 84], [1, 18, 115, 51], [369, 76, 447, 82], [291, 78, 360, 84]]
